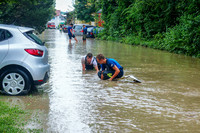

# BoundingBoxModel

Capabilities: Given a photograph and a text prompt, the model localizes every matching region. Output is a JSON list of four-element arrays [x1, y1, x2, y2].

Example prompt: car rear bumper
[[34, 71, 49, 85]]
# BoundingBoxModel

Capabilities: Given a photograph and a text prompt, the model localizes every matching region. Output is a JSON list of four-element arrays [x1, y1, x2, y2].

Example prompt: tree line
[[0, 0, 55, 33], [74, 0, 200, 57]]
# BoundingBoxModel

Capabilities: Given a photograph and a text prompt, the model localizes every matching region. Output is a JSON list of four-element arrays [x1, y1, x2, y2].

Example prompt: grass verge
[[0, 101, 43, 133]]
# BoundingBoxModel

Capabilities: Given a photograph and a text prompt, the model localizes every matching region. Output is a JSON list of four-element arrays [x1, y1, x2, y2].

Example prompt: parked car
[[73, 24, 94, 36], [87, 27, 104, 38], [0, 24, 50, 96], [87, 27, 96, 38], [47, 22, 55, 29], [62, 25, 68, 33]]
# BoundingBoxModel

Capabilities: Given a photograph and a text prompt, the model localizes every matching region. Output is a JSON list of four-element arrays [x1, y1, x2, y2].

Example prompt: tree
[[74, 0, 96, 23], [0, 0, 55, 33]]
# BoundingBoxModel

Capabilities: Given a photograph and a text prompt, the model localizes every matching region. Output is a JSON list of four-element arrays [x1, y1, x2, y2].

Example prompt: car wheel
[[0, 68, 31, 96]]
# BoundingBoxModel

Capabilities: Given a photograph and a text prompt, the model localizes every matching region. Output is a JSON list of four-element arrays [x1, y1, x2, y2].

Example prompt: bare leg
[[74, 37, 78, 42]]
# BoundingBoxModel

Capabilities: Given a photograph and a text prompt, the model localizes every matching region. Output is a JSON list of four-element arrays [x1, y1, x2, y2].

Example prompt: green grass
[[0, 100, 45, 133], [0, 101, 26, 132], [0, 100, 43, 133]]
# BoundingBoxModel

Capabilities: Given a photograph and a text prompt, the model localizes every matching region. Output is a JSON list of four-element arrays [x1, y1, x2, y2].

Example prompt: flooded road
[[1, 29, 200, 132]]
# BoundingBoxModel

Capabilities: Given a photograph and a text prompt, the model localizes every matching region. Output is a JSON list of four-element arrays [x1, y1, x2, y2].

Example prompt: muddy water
[[1, 29, 200, 132]]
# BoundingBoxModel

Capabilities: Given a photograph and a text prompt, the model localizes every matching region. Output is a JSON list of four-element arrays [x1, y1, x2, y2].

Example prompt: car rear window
[[86, 26, 93, 28], [24, 31, 43, 46], [87, 27, 93, 32], [76, 26, 82, 30]]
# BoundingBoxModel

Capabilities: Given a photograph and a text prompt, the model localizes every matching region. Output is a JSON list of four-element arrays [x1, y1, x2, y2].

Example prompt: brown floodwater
[[1, 29, 200, 132]]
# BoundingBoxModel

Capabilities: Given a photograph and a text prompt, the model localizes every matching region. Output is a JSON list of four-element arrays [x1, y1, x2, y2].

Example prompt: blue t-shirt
[[68, 26, 72, 35], [83, 27, 87, 34], [101, 58, 122, 71]]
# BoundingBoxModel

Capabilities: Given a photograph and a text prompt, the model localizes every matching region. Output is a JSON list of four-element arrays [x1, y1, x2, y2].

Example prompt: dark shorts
[[98, 68, 124, 80], [83, 34, 86, 40], [68, 34, 75, 39]]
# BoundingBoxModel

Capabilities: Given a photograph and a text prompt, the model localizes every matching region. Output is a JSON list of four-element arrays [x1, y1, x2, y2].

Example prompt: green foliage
[[73, 0, 200, 57], [74, 0, 96, 22], [95, 0, 200, 57], [121, 0, 181, 38], [0, 0, 55, 33], [66, 11, 75, 24], [162, 14, 200, 57]]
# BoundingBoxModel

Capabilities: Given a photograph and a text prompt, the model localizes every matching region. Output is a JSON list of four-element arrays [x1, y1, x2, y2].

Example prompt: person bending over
[[96, 54, 124, 81], [81, 53, 99, 73]]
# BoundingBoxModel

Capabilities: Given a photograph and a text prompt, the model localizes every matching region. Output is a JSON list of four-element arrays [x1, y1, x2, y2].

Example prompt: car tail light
[[25, 49, 43, 57]]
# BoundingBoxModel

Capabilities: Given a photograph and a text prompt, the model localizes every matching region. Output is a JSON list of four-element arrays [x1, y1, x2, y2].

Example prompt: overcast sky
[[55, 0, 74, 12]]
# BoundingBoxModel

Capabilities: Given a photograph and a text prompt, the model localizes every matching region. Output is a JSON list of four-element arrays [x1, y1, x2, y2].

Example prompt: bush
[[97, 0, 200, 57], [161, 14, 200, 56]]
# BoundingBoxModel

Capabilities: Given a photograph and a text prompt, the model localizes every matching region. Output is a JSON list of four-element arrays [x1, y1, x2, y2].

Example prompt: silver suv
[[73, 24, 94, 35], [0, 24, 50, 96]]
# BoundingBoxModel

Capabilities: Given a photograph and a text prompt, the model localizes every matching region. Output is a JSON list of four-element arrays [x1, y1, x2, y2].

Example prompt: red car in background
[[47, 22, 55, 29], [62, 25, 68, 33]]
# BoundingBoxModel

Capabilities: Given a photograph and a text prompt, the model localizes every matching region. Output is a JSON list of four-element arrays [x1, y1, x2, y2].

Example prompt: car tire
[[0, 68, 32, 96]]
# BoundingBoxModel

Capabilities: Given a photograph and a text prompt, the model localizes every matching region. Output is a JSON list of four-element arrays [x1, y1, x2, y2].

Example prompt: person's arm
[[93, 60, 99, 73], [101, 73, 104, 80], [100, 64, 105, 80], [81, 57, 85, 71], [94, 65, 99, 73], [82, 63, 85, 71], [109, 65, 120, 81], [70, 28, 73, 35]]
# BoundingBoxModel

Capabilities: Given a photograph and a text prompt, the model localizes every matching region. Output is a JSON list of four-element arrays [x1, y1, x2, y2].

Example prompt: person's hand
[[96, 70, 99, 74], [101, 73, 104, 80], [82, 70, 85, 74], [108, 78, 113, 81]]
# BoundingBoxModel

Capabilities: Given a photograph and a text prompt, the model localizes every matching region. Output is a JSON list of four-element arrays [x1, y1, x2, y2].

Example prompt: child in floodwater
[[96, 54, 124, 81]]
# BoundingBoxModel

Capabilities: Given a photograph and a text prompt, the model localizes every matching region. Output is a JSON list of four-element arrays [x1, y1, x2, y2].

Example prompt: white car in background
[[0, 24, 50, 96]]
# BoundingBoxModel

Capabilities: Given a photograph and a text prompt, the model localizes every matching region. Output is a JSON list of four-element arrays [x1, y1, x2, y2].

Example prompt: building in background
[[47, 10, 66, 28]]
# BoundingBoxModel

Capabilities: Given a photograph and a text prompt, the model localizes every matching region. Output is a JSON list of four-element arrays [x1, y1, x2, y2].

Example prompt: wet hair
[[96, 54, 105, 60], [86, 53, 93, 58], [70, 23, 73, 26]]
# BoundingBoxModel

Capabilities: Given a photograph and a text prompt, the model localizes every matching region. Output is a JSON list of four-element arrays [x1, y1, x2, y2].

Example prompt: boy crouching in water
[[96, 54, 124, 81]]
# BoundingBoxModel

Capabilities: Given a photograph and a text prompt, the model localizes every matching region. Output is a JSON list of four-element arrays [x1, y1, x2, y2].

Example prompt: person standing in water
[[68, 24, 78, 43], [82, 25, 87, 42]]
